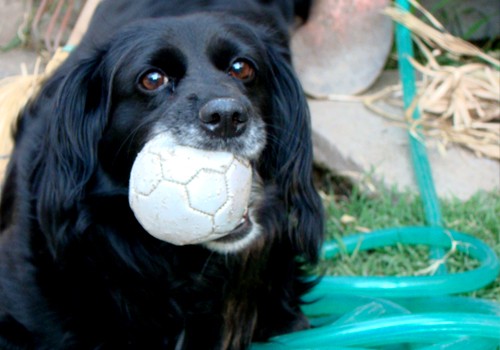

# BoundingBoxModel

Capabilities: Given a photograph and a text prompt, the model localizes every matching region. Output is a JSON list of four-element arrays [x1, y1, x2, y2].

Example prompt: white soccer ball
[[128, 134, 252, 246]]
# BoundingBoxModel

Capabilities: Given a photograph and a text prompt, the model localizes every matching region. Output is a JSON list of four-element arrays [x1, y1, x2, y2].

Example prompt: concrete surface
[[310, 72, 500, 199], [0, 0, 39, 78], [0, 0, 25, 48], [0, 48, 39, 78]]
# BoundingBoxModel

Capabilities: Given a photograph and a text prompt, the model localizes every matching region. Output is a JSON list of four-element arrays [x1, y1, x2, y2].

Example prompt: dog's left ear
[[260, 43, 324, 263], [31, 54, 110, 256]]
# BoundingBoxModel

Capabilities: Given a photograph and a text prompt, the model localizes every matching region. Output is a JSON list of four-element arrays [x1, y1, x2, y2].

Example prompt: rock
[[291, 0, 393, 96]]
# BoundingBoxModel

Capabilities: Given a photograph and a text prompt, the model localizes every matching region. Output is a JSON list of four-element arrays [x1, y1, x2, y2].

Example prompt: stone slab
[[310, 70, 500, 200]]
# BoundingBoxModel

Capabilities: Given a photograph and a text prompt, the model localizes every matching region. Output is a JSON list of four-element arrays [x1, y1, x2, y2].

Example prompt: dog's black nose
[[199, 98, 248, 138]]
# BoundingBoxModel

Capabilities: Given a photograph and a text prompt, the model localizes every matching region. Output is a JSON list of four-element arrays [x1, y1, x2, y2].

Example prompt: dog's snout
[[199, 98, 248, 138]]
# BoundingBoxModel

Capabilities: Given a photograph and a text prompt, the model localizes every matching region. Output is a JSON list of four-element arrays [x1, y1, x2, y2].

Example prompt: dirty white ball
[[129, 135, 252, 245]]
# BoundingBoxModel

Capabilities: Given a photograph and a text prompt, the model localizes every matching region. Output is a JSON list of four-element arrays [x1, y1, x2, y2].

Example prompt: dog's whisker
[[199, 250, 217, 278], [110, 119, 155, 168]]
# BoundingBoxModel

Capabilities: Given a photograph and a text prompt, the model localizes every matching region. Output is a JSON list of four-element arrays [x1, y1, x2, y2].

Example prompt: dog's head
[[31, 14, 323, 259]]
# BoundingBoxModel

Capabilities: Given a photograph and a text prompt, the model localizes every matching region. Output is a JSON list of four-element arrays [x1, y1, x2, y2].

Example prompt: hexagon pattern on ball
[[129, 134, 252, 246], [186, 169, 228, 216], [213, 158, 252, 233], [132, 152, 163, 196], [159, 145, 235, 185]]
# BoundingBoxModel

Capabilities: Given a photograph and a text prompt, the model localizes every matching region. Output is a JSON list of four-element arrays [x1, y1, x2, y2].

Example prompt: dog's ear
[[260, 44, 324, 263], [32, 54, 110, 256]]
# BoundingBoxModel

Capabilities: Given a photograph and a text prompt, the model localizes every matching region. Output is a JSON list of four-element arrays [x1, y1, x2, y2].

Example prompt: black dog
[[0, 0, 324, 349]]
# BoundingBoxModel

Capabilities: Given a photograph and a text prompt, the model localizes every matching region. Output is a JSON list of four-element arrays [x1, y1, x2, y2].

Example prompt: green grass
[[317, 182, 500, 301]]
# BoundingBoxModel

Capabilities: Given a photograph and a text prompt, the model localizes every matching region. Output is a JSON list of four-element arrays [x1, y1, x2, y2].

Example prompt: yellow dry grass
[[381, 0, 499, 159], [0, 49, 69, 181]]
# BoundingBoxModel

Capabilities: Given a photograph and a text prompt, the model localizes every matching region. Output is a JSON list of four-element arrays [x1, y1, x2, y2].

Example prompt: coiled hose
[[253, 0, 500, 348]]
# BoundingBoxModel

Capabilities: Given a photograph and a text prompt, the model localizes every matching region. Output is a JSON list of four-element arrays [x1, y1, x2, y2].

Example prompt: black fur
[[0, 1, 324, 349]]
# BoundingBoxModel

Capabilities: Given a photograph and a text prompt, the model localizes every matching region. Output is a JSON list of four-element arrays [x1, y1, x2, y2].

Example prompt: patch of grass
[[318, 184, 500, 301]]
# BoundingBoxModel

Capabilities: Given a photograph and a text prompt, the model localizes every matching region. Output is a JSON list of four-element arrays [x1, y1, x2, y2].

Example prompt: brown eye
[[139, 70, 168, 91], [228, 60, 255, 82]]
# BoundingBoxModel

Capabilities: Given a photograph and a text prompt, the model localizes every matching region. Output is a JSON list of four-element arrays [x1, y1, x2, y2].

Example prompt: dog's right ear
[[258, 42, 324, 264], [29, 52, 110, 257]]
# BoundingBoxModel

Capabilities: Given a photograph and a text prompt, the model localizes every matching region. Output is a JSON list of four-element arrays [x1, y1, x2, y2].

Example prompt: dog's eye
[[228, 60, 255, 82], [139, 70, 169, 91]]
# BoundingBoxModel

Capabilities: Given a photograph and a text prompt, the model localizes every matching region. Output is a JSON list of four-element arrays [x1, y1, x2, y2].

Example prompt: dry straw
[[0, 48, 70, 181], [380, 0, 499, 159]]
